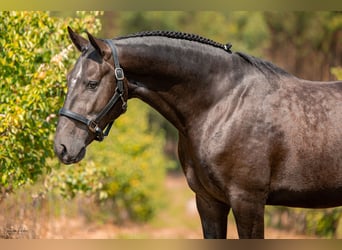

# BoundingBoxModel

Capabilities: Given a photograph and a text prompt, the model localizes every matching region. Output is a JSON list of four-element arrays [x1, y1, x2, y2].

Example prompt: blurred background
[[0, 11, 341, 238]]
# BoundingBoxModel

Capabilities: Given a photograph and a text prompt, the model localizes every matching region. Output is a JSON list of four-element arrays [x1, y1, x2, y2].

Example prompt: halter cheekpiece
[[59, 39, 127, 141]]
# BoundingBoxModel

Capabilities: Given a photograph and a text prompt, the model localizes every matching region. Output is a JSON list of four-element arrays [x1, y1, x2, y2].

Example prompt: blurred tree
[[0, 11, 102, 193], [332, 67, 342, 79], [109, 11, 269, 55], [263, 12, 342, 80], [90, 100, 174, 222]]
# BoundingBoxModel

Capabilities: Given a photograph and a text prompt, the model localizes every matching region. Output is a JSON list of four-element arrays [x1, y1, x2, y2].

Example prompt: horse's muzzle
[[54, 142, 86, 164]]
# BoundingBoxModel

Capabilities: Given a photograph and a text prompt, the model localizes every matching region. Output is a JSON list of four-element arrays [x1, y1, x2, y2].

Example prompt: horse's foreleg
[[196, 193, 230, 239], [231, 192, 265, 239]]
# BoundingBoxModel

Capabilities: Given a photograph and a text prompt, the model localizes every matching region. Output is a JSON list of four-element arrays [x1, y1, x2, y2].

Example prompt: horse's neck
[[115, 37, 233, 134]]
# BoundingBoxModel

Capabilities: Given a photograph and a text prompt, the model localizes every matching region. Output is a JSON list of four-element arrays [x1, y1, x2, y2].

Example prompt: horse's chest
[[190, 160, 230, 202], [179, 137, 231, 202]]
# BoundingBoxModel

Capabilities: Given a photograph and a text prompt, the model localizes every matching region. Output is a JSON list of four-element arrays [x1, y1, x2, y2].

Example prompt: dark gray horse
[[54, 27, 342, 238]]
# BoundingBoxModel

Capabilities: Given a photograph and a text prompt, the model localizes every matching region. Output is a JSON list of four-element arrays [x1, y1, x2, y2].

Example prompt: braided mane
[[114, 30, 290, 76], [115, 30, 233, 54]]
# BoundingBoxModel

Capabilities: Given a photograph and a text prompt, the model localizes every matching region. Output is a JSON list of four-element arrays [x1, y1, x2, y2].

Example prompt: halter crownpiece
[[59, 39, 127, 141]]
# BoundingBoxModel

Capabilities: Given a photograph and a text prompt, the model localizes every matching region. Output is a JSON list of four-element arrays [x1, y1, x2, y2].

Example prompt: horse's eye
[[87, 80, 99, 90]]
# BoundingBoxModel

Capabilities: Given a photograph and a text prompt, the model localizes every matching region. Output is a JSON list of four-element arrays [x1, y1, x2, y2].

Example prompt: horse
[[54, 27, 342, 238]]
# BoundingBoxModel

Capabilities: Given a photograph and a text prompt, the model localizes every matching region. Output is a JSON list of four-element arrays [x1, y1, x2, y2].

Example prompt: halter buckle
[[115, 68, 125, 81], [88, 120, 105, 141], [88, 120, 99, 133]]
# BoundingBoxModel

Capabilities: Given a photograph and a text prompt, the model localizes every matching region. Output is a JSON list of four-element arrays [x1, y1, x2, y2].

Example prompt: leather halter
[[59, 39, 127, 141]]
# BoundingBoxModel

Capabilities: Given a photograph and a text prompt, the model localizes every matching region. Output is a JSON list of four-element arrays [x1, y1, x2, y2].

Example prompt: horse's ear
[[67, 26, 88, 52], [86, 31, 111, 60]]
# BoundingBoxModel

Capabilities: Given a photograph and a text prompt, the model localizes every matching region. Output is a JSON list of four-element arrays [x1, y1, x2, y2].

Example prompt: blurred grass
[[1, 172, 341, 239], [0, 172, 201, 239]]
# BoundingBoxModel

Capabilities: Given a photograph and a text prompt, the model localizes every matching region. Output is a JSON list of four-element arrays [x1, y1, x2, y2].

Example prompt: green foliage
[[331, 67, 342, 80], [116, 11, 269, 56], [263, 12, 342, 80], [44, 160, 107, 200], [304, 209, 341, 237], [265, 207, 342, 238], [263, 12, 342, 52], [96, 100, 174, 222], [1, 11, 175, 223], [0, 11, 102, 190]]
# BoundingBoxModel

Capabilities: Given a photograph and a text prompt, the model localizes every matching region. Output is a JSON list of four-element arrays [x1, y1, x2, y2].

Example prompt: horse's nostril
[[60, 144, 67, 157]]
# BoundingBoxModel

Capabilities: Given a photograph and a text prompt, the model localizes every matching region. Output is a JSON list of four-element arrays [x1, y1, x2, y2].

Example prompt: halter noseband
[[59, 39, 127, 142]]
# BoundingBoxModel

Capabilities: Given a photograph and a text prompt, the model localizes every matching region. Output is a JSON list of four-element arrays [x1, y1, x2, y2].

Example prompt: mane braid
[[115, 30, 233, 54]]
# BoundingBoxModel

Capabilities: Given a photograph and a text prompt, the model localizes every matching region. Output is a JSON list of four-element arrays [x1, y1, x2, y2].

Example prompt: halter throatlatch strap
[[59, 39, 127, 142]]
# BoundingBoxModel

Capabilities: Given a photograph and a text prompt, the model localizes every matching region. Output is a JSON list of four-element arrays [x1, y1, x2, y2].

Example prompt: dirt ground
[[18, 174, 315, 239], [31, 214, 314, 239]]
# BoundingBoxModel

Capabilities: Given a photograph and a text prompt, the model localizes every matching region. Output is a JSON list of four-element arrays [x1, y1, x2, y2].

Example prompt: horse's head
[[54, 27, 127, 164]]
